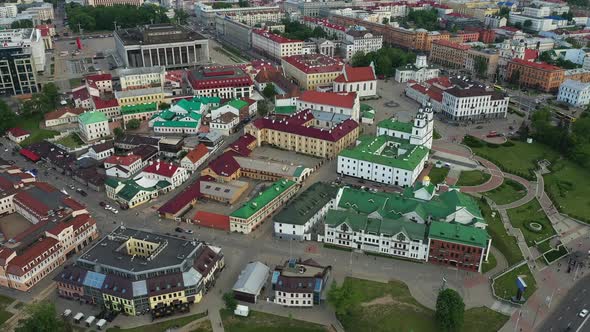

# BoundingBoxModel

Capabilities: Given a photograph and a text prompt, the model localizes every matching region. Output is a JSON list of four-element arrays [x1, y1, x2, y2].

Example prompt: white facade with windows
[[342, 29, 383, 60], [274, 291, 314, 307], [118, 66, 165, 90], [557, 79, 590, 107], [441, 87, 509, 121], [395, 55, 440, 83], [251, 29, 303, 60]]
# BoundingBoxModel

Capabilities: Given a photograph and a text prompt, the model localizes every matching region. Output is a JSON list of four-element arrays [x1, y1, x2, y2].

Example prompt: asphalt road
[[539, 274, 590, 332]]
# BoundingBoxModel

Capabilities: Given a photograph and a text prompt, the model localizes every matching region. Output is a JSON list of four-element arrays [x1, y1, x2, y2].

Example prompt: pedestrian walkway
[[485, 247, 509, 277]]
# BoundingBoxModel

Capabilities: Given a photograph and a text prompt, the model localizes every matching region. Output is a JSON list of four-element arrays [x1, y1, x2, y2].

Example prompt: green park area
[[493, 264, 537, 302], [456, 170, 491, 187], [483, 179, 527, 205], [15, 113, 59, 147], [330, 277, 508, 332], [427, 166, 449, 185], [0, 295, 14, 326], [107, 312, 208, 332], [478, 200, 523, 266], [55, 133, 84, 149], [507, 200, 555, 246], [481, 252, 497, 274], [220, 309, 328, 332]]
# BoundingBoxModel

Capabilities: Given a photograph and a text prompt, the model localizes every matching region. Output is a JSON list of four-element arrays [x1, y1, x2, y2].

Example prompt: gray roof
[[132, 280, 148, 297], [232, 261, 269, 295], [182, 267, 203, 287], [311, 110, 350, 123]]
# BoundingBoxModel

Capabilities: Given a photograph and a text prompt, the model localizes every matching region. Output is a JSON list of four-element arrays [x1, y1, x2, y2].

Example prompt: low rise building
[[342, 27, 383, 61], [297, 91, 360, 121], [506, 59, 565, 92], [180, 144, 210, 171], [272, 258, 330, 307], [557, 79, 590, 107], [273, 182, 338, 241], [55, 227, 224, 317], [140, 161, 189, 188], [7, 128, 30, 144], [44, 107, 84, 127], [395, 55, 440, 83], [245, 110, 359, 159], [87, 141, 114, 161], [210, 113, 240, 136], [332, 65, 378, 98], [429, 40, 470, 69], [441, 85, 509, 121], [104, 154, 143, 179], [118, 66, 165, 91], [78, 111, 110, 142], [188, 65, 254, 99], [121, 102, 159, 123], [232, 261, 269, 303], [281, 54, 344, 91], [230, 179, 299, 234]]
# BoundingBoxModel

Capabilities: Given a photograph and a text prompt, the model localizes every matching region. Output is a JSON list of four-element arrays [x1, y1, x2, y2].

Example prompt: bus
[[493, 85, 505, 92]]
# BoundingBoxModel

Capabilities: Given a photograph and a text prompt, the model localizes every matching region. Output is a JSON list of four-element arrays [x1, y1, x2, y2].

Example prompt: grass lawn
[[483, 179, 527, 205], [106, 312, 207, 332], [433, 129, 442, 140], [493, 264, 537, 301], [544, 246, 568, 263], [428, 167, 449, 185], [544, 159, 590, 223], [482, 252, 497, 274], [535, 239, 554, 255], [220, 309, 328, 332], [334, 277, 507, 332], [478, 200, 524, 266], [463, 307, 510, 332], [69, 77, 83, 87], [456, 170, 491, 187], [55, 133, 84, 149], [507, 200, 555, 246], [0, 294, 14, 326], [470, 140, 559, 175], [14, 113, 59, 147], [189, 319, 213, 332]]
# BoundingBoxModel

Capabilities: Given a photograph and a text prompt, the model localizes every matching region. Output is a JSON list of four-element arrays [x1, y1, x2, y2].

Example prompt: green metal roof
[[274, 182, 338, 226], [226, 99, 248, 110], [176, 99, 202, 112], [337, 187, 485, 224], [428, 221, 489, 248], [325, 209, 427, 240], [377, 118, 413, 133], [121, 102, 157, 115], [274, 106, 297, 115], [104, 177, 120, 188], [154, 110, 176, 121], [196, 96, 221, 104], [183, 112, 202, 121], [360, 103, 374, 112], [79, 111, 107, 125], [153, 121, 199, 128], [362, 110, 375, 119], [339, 135, 429, 171], [231, 180, 297, 220]]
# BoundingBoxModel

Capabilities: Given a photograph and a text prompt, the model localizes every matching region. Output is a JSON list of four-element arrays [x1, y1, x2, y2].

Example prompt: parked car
[[76, 189, 88, 197], [99, 202, 106, 207], [580, 309, 589, 318], [185, 229, 194, 234], [175, 227, 184, 233], [111, 209, 118, 214]]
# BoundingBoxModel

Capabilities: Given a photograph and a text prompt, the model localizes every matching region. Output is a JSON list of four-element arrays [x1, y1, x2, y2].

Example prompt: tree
[[113, 127, 124, 138], [499, 7, 510, 18], [223, 292, 237, 311], [382, 17, 389, 24], [262, 84, 276, 99], [327, 281, 356, 317], [514, 22, 522, 29], [474, 57, 489, 78], [524, 19, 533, 28], [435, 288, 465, 332], [509, 69, 521, 85], [351, 51, 369, 67], [16, 301, 71, 332], [257, 100, 270, 116], [212, 2, 232, 9], [376, 54, 393, 77], [174, 9, 189, 25], [159, 102, 170, 110], [238, 0, 249, 7], [126, 119, 140, 130], [0, 100, 16, 135], [11, 19, 33, 29]]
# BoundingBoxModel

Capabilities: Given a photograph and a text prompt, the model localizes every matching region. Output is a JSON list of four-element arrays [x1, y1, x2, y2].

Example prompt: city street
[[539, 274, 590, 332]]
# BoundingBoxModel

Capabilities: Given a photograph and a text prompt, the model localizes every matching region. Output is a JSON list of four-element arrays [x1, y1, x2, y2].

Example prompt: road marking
[[576, 314, 590, 332]]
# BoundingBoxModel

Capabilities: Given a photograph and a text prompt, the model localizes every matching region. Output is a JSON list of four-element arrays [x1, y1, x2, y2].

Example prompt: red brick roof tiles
[[7, 237, 61, 276], [142, 161, 180, 178], [92, 96, 119, 109], [299, 91, 357, 109], [334, 66, 376, 83], [253, 28, 302, 44], [184, 144, 209, 164], [44, 107, 85, 121], [8, 128, 30, 137], [282, 54, 344, 74], [157, 180, 202, 215], [104, 155, 141, 167]]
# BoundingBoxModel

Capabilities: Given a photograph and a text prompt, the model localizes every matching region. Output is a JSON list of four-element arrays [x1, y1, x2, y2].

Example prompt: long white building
[[252, 29, 303, 61], [557, 79, 590, 107], [441, 86, 509, 121], [395, 55, 440, 83], [342, 27, 383, 61], [296, 91, 360, 121]]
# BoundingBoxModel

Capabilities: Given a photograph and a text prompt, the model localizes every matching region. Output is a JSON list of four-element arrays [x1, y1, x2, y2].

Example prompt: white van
[[73, 312, 84, 324], [85, 316, 95, 327], [63, 309, 71, 318], [96, 319, 107, 330]]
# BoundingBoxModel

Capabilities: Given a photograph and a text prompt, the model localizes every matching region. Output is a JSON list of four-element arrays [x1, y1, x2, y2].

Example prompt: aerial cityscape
[[0, 0, 587, 331]]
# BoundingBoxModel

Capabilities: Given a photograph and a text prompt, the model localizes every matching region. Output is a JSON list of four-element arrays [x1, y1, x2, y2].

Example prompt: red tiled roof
[[165, 70, 184, 83], [252, 110, 359, 142], [184, 144, 209, 164], [334, 66, 376, 83], [208, 151, 241, 177], [44, 107, 84, 121], [188, 66, 253, 90], [509, 59, 563, 71], [193, 211, 230, 231], [7, 237, 61, 276], [62, 197, 86, 211], [46, 213, 95, 236], [0, 248, 15, 265], [299, 91, 357, 109], [71, 85, 90, 101], [253, 28, 302, 44], [104, 154, 141, 167], [302, 16, 346, 31], [250, 59, 276, 71], [8, 128, 30, 137], [241, 97, 256, 106], [19, 149, 40, 162], [85, 73, 112, 83], [432, 39, 471, 50], [523, 49, 538, 61], [142, 161, 180, 178], [157, 180, 202, 215], [92, 96, 119, 109], [426, 76, 453, 89], [282, 54, 344, 74]]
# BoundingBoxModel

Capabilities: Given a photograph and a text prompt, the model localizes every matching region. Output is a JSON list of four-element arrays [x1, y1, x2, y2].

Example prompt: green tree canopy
[[327, 281, 357, 317], [16, 302, 71, 332], [435, 288, 465, 332], [223, 292, 237, 311], [174, 9, 189, 25], [262, 84, 277, 99], [66, 3, 169, 32], [113, 127, 124, 138], [350, 47, 415, 77], [0, 100, 16, 135], [126, 119, 140, 130], [11, 19, 33, 29], [407, 8, 440, 31]]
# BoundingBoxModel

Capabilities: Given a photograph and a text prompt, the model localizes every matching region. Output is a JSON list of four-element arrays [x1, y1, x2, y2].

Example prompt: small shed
[[232, 261, 270, 303], [234, 304, 249, 317]]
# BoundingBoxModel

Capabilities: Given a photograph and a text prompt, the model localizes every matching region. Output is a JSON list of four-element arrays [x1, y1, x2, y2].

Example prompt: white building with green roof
[[230, 179, 300, 234], [338, 105, 434, 187], [273, 182, 339, 241], [105, 177, 173, 209], [121, 102, 159, 123], [78, 111, 110, 142]]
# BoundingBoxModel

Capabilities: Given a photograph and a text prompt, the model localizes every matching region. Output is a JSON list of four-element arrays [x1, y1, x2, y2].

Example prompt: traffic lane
[[540, 274, 590, 332]]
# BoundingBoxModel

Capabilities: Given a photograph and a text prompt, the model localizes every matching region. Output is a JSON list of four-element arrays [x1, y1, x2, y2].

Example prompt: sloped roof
[[184, 143, 209, 164], [299, 91, 357, 109], [334, 65, 376, 83], [232, 261, 270, 295]]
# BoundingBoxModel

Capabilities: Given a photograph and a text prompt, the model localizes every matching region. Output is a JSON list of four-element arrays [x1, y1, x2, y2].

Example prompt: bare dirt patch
[[361, 295, 424, 313]]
